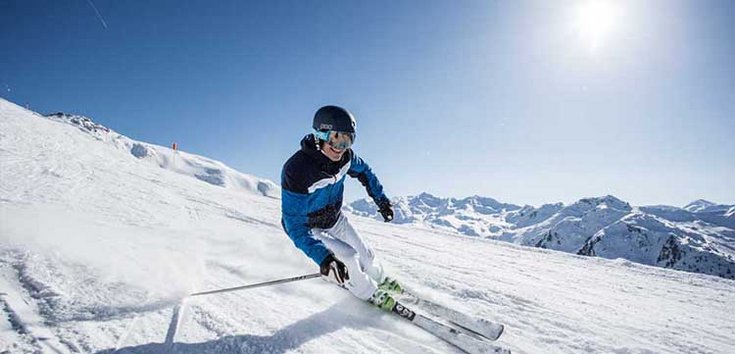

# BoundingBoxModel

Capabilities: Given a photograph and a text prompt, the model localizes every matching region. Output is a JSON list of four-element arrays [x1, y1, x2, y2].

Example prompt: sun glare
[[575, 1, 619, 51]]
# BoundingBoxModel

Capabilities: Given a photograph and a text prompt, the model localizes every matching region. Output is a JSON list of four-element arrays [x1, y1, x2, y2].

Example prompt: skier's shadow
[[95, 298, 377, 354]]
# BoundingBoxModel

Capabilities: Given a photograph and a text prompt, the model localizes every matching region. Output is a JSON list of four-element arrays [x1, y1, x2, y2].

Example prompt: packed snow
[[1, 98, 734, 354]]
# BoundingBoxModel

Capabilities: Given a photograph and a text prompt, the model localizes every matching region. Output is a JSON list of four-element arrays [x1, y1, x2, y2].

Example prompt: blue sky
[[2, 0, 733, 206]]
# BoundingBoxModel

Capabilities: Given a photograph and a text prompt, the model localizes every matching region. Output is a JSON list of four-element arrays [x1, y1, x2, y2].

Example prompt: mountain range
[[346, 194, 735, 279]]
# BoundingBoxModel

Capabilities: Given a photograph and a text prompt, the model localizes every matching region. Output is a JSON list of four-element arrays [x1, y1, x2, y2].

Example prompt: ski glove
[[377, 198, 394, 222], [320, 253, 349, 285]]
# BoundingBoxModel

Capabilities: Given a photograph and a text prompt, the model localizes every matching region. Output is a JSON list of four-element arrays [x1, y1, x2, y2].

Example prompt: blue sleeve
[[281, 188, 331, 265], [347, 151, 388, 204]]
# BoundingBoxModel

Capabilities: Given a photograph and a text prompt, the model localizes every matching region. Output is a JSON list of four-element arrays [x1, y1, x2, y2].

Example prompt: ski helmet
[[313, 105, 356, 134]]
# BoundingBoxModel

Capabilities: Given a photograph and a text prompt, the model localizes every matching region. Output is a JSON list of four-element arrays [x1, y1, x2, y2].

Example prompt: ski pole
[[188, 272, 321, 297]]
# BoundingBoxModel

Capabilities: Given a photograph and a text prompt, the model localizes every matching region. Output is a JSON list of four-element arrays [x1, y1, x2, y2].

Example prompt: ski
[[397, 288, 505, 341], [387, 300, 511, 354]]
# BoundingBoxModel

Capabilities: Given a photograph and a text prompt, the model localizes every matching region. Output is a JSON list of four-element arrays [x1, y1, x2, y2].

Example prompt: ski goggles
[[314, 130, 355, 150]]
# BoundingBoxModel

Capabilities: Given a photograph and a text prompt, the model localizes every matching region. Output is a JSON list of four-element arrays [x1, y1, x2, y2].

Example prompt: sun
[[574, 0, 619, 51]]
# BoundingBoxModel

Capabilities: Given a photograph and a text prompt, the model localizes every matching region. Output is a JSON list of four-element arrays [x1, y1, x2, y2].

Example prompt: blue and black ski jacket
[[281, 134, 388, 265]]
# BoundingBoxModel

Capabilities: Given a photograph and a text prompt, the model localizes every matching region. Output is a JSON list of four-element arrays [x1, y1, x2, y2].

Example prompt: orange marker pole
[[172, 142, 178, 169]]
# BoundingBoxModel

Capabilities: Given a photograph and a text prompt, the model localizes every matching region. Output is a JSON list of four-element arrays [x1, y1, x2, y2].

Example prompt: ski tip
[[493, 324, 505, 340]]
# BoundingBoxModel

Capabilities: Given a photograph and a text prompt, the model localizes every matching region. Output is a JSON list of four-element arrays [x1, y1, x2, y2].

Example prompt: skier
[[281, 105, 400, 309]]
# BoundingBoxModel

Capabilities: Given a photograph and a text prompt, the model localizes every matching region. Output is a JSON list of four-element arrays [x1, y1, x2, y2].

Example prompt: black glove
[[320, 253, 349, 285], [377, 198, 394, 222]]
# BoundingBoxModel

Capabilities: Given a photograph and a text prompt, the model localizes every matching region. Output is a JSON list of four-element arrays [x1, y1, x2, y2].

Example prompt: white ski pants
[[312, 213, 385, 300]]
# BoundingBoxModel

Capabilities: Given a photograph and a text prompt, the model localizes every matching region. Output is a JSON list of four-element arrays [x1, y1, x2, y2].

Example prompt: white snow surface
[[1, 98, 735, 354]]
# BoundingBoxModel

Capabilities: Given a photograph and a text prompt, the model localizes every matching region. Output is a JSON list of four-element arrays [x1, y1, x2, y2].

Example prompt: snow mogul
[[280, 105, 400, 309]]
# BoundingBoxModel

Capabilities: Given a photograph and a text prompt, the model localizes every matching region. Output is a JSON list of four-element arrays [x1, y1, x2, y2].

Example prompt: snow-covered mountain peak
[[452, 195, 521, 214], [412, 192, 446, 209], [568, 195, 631, 213], [684, 199, 719, 213], [395, 193, 521, 214]]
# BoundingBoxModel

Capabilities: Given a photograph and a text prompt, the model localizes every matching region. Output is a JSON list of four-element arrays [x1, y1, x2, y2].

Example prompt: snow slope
[[1, 98, 734, 354], [348, 194, 735, 279], [42, 111, 279, 199]]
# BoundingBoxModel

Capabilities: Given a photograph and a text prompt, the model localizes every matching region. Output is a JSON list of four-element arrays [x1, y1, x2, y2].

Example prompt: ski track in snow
[[1, 98, 735, 353]]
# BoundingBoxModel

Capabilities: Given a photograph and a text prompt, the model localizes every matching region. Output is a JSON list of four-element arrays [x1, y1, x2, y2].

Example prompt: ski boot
[[369, 289, 396, 311], [378, 276, 403, 294]]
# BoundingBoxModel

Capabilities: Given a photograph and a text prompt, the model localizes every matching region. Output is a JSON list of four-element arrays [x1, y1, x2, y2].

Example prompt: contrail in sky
[[85, 0, 108, 29]]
